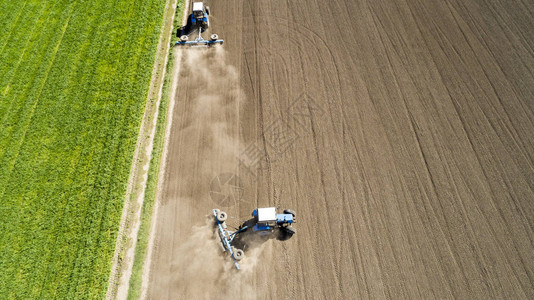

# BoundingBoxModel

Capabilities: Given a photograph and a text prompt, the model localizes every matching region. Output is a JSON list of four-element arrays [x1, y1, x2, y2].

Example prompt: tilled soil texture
[[146, 0, 534, 299]]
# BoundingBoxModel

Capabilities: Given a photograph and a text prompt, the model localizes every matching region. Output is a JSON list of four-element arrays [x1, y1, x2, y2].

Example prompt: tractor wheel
[[284, 225, 296, 236], [217, 211, 227, 222], [278, 226, 296, 241], [180, 35, 188, 42], [210, 34, 219, 41], [205, 6, 210, 15], [283, 209, 296, 217], [234, 249, 244, 261]]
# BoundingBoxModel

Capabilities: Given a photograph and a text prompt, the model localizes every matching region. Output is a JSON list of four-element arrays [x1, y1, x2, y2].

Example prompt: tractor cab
[[192, 2, 205, 18], [190, 2, 210, 31], [252, 207, 294, 236], [252, 207, 276, 235]]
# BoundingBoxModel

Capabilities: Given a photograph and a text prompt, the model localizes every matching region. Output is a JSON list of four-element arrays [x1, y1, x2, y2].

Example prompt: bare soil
[[146, 0, 534, 299]]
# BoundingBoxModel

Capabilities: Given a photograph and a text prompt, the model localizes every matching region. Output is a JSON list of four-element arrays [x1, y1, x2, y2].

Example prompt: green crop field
[[0, 0, 165, 298]]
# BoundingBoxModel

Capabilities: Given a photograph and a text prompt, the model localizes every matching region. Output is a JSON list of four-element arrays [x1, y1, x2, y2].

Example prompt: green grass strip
[[126, 1, 185, 299]]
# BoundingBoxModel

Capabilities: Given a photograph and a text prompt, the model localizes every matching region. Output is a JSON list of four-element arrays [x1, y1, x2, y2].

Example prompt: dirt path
[[146, 0, 534, 298]]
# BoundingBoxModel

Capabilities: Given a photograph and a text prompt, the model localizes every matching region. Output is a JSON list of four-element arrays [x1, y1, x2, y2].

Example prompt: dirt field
[[146, 0, 534, 298]]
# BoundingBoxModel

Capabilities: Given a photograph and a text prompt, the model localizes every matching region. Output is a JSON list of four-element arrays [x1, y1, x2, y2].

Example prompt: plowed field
[[146, 0, 534, 298]]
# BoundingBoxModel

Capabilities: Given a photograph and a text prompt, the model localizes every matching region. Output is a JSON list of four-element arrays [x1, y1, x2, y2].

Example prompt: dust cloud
[[160, 47, 265, 299], [169, 219, 267, 299], [173, 46, 244, 199]]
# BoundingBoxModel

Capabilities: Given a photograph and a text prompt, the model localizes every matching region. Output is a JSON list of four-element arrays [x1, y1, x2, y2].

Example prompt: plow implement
[[213, 209, 247, 270], [176, 31, 224, 47]]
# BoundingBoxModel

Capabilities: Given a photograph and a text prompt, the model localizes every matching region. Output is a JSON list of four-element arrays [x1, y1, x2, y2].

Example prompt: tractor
[[176, 2, 223, 46], [213, 207, 296, 269], [190, 2, 210, 31]]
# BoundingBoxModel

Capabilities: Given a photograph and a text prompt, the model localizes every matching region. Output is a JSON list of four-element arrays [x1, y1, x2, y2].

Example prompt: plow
[[213, 209, 246, 269], [177, 30, 224, 47]]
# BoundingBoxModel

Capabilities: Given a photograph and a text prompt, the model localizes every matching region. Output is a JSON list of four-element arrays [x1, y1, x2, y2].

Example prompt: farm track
[[147, 0, 534, 298]]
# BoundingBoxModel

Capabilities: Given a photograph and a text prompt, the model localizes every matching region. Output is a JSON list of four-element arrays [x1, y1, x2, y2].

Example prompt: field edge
[[123, 1, 186, 299], [104, 0, 178, 298]]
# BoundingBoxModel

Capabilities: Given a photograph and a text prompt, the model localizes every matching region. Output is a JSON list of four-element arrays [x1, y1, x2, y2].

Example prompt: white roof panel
[[192, 2, 204, 11], [257, 207, 276, 222]]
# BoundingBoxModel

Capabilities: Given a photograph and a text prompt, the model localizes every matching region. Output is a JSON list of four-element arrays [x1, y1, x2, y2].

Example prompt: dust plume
[[160, 48, 266, 299], [169, 219, 267, 299], [173, 46, 244, 199]]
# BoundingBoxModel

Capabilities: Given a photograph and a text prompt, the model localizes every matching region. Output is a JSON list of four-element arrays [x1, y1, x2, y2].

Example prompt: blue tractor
[[190, 1, 210, 31], [248, 207, 297, 238], [213, 207, 296, 269], [176, 2, 224, 46]]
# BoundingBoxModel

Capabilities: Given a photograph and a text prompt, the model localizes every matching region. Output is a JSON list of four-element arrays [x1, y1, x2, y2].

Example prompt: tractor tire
[[283, 209, 296, 217], [210, 34, 219, 41], [180, 35, 188, 42], [278, 226, 295, 241], [217, 211, 227, 222], [233, 249, 244, 261], [205, 6, 210, 15], [284, 225, 296, 236]]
